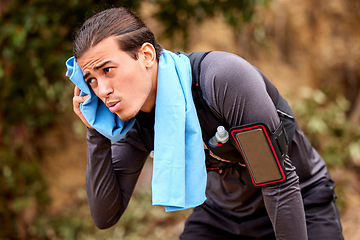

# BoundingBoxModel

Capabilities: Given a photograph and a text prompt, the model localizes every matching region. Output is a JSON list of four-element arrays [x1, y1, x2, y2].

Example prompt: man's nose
[[97, 78, 113, 98]]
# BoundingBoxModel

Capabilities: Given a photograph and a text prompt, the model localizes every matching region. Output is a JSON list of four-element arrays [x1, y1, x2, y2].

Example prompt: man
[[66, 7, 343, 240]]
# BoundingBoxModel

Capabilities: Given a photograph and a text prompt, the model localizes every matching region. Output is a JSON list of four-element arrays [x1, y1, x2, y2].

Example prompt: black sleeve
[[85, 126, 148, 229], [200, 52, 307, 240]]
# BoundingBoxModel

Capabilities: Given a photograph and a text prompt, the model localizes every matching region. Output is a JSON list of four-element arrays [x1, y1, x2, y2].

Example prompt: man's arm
[[200, 51, 307, 239], [86, 127, 148, 229], [262, 157, 307, 239]]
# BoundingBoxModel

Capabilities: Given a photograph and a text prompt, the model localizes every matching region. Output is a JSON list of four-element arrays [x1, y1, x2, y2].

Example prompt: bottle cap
[[216, 126, 229, 143]]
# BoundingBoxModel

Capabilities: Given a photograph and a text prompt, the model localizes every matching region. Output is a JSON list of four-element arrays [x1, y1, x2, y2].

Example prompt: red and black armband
[[230, 122, 288, 188]]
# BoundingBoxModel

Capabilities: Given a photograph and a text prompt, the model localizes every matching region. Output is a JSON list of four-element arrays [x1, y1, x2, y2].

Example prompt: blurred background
[[0, 0, 359, 239]]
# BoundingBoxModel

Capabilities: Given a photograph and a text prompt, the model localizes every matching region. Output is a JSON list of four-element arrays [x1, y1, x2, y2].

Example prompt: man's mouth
[[107, 101, 121, 113]]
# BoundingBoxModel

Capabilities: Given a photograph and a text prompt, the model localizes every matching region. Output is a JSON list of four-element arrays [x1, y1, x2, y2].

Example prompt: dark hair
[[73, 8, 162, 60]]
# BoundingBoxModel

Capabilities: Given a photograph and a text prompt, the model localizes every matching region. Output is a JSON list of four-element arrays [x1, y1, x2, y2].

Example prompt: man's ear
[[139, 43, 156, 68]]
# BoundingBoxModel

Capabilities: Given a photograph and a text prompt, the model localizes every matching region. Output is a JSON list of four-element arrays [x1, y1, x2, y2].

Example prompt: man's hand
[[73, 86, 93, 129]]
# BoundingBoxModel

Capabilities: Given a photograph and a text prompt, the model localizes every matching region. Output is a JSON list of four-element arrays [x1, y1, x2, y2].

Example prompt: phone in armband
[[230, 122, 288, 188]]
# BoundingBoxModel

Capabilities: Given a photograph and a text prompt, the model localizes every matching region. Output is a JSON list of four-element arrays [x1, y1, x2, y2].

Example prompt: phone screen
[[234, 127, 283, 185]]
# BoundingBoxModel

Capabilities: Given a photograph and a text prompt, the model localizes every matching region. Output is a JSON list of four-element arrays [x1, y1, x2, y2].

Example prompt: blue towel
[[153, 50, 207, 211], [65, 50, 207, 212], [65, 57, 135, 141]]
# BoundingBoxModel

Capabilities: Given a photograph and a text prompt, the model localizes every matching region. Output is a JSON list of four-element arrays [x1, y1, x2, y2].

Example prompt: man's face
[[77, 36, 156, 121]]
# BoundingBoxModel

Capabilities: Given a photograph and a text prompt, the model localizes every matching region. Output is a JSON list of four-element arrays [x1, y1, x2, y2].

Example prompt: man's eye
[[86, 78, 95, 84], [104, 67, 113, 73]]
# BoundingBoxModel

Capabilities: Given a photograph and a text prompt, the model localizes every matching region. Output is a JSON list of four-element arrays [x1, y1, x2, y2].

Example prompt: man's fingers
[[72, 87, 93, 128], [73, 94, 89, 105], [82, 95, 89, 101], [74, 86, 89, 102], [72, 97, 93, 129], [74, 86, 81, 96]]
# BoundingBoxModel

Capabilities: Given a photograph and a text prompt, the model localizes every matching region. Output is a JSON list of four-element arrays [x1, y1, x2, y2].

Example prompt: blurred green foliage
[[149, 0, 271, 49], [0, 0, 138, 239], [292, 87, 360, 168], [291, 87, 360, 213]]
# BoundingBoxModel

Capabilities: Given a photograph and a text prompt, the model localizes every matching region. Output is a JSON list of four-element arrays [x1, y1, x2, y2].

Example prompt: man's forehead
[[79, 37, 119, 61], [77, 41, 117, 71]]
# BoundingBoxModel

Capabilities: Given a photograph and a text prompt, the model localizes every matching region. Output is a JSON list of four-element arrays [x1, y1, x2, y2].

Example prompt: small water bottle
[[208, 126, 229, 148]]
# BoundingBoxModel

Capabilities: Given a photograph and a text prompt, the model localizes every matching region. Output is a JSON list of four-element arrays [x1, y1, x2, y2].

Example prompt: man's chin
[[115, 111, 137, 122]]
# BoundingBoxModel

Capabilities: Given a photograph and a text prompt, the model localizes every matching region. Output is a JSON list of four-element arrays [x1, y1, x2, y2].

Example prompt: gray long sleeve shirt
[[85, 51, 329, 239]]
